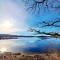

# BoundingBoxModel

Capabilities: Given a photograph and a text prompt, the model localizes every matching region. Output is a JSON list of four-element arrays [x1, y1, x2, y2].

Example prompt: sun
[[2, 20, 13, 29], [0, 19, 14, 33], [0, 48, 7, 53]]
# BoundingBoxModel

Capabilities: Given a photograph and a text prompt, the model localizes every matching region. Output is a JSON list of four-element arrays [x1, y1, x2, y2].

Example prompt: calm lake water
[[0, 37, 60, 53]]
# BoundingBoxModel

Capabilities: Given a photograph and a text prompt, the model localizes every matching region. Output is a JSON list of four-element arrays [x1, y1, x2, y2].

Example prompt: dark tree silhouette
[[23, 0, 60, 13], [23, 0, 49, 13], [38, 18, 60, 27], [27, 18, 60, 38], [28, 27, 60, 38], [23, 0, 60, 38]]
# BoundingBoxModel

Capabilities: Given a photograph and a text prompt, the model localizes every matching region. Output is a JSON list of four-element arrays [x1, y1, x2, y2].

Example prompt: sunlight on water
[[0, 37, 60, 53]]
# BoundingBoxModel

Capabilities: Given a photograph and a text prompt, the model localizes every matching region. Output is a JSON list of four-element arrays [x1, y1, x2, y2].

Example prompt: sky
[[0, 0, 30, 34], [0, 0, 60, 53], [0, 0, 60, 35]]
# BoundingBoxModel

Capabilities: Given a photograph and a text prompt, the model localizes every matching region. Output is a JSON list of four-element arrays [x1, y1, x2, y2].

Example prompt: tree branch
[[28, 28, 60, 38], [39, 18, 60, 27], [24, 0, 49, 13]]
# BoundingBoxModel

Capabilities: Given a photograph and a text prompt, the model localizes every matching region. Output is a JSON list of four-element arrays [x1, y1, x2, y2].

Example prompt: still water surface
[[0, 37, 60, 53]]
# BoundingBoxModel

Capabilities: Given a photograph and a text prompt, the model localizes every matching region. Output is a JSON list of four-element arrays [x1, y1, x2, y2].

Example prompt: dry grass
[[0, 52, 60, 60]]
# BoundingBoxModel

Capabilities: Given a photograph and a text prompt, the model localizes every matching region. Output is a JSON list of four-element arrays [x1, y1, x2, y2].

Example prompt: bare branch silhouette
[[39, 18, 60, 27], [23, 0, 49, 13], [24, 1, 60, 38], [51, 0, 60, 10], [28, 27, 60, 38], [23, 0, 60, 13]]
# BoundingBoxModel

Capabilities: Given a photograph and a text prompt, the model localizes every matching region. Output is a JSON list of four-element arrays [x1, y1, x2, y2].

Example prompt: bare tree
[[51, 0, 60, 10], [23, 0, 60, 38], [23, 0, 60, 13], [28, 18, 60, 38], [38, 18, 60, 27], [29, 29, 60, 38]]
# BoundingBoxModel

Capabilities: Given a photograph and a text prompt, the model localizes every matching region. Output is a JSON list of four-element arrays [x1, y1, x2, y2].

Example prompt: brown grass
[[0, 52, 60, 60]]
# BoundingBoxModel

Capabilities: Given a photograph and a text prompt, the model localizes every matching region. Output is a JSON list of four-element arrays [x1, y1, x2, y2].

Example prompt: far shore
[[0, 34, 51, 40]]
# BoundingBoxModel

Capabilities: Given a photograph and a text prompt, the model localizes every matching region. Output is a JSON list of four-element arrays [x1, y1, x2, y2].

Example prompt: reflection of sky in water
[[0, 37, 60, 53]]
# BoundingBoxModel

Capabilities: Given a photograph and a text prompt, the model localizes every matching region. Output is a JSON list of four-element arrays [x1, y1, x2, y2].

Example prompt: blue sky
[[0, 0, 60, 35]]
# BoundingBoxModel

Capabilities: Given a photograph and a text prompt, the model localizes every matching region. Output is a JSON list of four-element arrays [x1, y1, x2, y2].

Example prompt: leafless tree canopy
[[23, 0, 60, 39], [38, 18, 60, 27], [23, 0, 60, 13], [28, 18, 60, 38]]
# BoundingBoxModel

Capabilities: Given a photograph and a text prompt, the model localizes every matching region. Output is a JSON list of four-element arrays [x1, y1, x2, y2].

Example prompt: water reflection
[[0, 37, 60, 53]]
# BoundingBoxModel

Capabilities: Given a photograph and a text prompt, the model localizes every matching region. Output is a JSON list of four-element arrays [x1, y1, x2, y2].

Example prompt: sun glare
[[0, 19, 14, 33], [2, 20, 13, 29], [0, 48, 7, 53]]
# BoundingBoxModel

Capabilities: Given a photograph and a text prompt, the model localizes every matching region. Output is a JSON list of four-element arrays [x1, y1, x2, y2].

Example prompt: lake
[[0, 37, 60, 53]]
